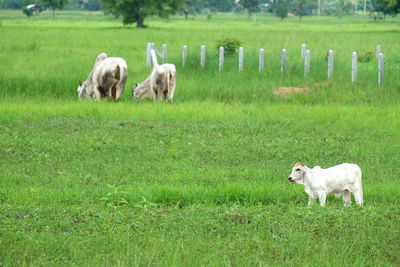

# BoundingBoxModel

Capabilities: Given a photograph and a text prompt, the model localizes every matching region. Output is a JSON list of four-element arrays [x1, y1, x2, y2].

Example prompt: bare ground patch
[[274, 87, 310, 99]]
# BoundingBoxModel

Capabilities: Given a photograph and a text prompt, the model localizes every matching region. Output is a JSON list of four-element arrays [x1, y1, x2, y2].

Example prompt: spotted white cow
[[78, 53, 127, 101]]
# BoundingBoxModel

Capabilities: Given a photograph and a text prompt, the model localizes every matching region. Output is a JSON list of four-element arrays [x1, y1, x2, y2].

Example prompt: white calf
[[132, 63, 176, 103], [288, 162, 363, 206]]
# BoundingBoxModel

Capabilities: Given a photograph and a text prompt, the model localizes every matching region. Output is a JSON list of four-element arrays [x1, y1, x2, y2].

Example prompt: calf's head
[[77, 80, 95, 100], [132, 83, 150, 100], [288, 162, 306, 185]]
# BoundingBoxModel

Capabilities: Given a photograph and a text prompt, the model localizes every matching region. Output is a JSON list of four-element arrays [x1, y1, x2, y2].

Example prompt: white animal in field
[[77, 52, 127, 101], [288, 162, 363, 206], [132, 63, 176, 103]]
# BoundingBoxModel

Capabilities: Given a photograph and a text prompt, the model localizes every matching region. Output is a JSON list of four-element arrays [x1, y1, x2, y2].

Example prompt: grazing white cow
[[77, 53, 127, 101], [132, 63, 176, 103], [288, 162, 363, 206]]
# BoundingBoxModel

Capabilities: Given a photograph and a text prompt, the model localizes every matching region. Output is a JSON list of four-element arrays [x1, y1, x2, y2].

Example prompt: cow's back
[[318, 163, 361, 191], [93, 58, 126, 85]]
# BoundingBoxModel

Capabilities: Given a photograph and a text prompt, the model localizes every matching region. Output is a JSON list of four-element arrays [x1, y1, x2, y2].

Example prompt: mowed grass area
[[1, 10, 400, 265], [1, 102, 400, 265]]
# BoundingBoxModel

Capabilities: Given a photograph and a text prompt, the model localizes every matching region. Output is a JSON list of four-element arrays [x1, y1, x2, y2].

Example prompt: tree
[[374, 0, 400, 15], [182, 0, 198, 19], [41, 0, 69, 17], [275, 2, 288, 19], [240, 0, 261, 17], [100, 0, 184, 28], [197, 0, 233, 11], [291, 0, 316, 21]]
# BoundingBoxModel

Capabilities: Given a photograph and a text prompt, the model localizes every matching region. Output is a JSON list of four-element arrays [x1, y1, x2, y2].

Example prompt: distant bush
[[216, 38, 243, 56], [22, 7, 33, 16], [275, 3, 288, 19]]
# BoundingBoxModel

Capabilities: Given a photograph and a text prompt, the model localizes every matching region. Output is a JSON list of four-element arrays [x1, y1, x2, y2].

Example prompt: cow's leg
[[157, 89, 163, 101], [353, 190, 363, 206], [167, 88, 175, 103], [111, 82, 119, 101], [318, 192, 327, 207], [342, 190, 351, 206], [163, 90, 168, 101], [93, 86, 102, 101]]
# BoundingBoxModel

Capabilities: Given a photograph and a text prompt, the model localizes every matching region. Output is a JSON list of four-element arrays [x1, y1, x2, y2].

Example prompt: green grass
[[1, 10, 400, 104], [1, 10, 400, 266]]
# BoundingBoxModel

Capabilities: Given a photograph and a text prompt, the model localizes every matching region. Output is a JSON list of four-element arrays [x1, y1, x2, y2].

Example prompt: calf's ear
[[79, 80, 83, 86]]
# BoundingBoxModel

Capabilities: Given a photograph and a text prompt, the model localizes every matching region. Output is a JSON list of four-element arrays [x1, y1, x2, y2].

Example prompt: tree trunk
[[184, 10, 188, 20], [52, 8, 55, 17], [135, 15, 144, 28], [363, 0, 366, 13], [318, 0, 320, 15]]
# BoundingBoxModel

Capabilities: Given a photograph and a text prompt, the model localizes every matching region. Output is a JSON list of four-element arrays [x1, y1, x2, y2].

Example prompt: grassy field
[[1, 10, 400, 265]]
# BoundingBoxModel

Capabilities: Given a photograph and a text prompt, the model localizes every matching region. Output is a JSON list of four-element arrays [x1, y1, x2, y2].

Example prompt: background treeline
[[2, 0, 399, 27]]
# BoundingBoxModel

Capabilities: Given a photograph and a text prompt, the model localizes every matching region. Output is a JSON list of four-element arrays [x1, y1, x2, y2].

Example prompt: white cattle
[[77, 53, 127, 101], [132, 63, 176, 103], [288, 162, 363, 206]]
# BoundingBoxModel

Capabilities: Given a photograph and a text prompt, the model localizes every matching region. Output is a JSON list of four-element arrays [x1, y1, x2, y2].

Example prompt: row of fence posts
[[147, 42, 385, 86]]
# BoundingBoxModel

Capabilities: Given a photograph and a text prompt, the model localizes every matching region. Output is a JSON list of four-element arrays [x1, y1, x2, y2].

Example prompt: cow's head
[[288, 162, 306, 185], [77, 80, 96, 100], [132, 83, 150, 100]]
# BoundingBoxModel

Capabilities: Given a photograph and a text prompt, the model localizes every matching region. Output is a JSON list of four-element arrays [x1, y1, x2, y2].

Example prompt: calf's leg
[[342, 190, 351, 206], [318, 192, 327, 207], [353, 190, 363, 206]]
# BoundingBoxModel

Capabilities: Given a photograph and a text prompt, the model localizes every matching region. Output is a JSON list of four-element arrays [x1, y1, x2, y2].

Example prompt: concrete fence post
[[301, 44, 306, 60], [378, 52, 384, 86], [352, 52, 357, 84], [239, 46, 244, 72], [259, 49, 264, 73], [328, 50, 334, 79], [150, 48, 158, 66], [182, 45, 187, 69], [376, 45, 381, 60], [281, 49, 286, 73], [146, 42, 152, 69], [162, 44, 167, 63], [304, 50, 310, 77], [201, 45, 206, 70], [219, 47, 224, 72]]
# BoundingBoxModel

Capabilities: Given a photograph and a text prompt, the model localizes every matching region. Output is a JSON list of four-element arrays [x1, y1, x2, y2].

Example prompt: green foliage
[[197, 0, 233, 12], [290, 0, 316, 20], [41, 0, 69, 15], [181, 0, 199, 19], [322, 0, 354, 17], [275, 3, 288, 19], [374, 0, 400, 15], [22, 6, 32, 16], [100, 0, 184, 27], [0, 0, 23, 9], [240, 0, 261, 16], [216, 37, 243, 55]]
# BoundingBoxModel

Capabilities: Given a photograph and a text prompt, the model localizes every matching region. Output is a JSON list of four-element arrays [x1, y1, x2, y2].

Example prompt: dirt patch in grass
[[274, 87, 310, 99]]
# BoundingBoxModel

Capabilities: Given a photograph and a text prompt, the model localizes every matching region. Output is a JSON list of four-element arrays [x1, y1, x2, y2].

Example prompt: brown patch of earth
[[274, 87, 310, 99]]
